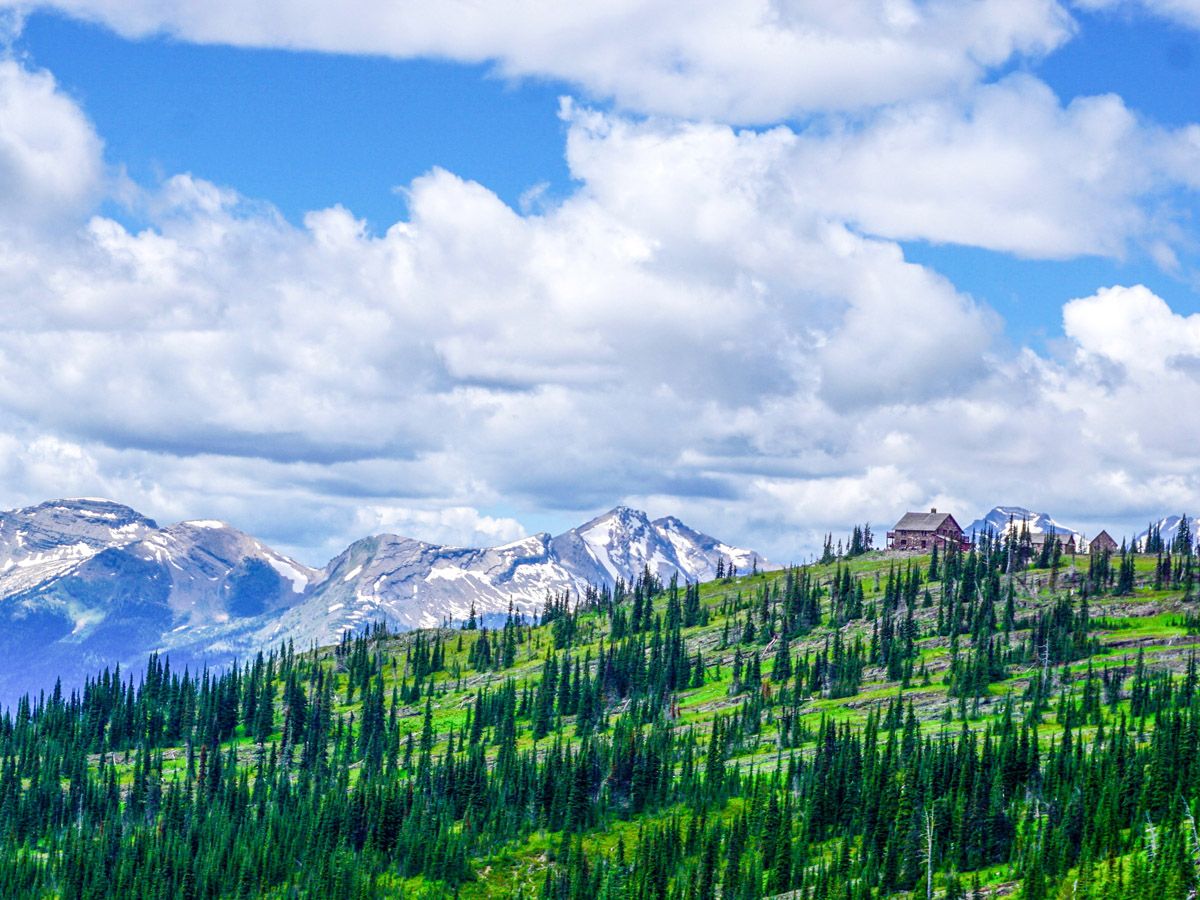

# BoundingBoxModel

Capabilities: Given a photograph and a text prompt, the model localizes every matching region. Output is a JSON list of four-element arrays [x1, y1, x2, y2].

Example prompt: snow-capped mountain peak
[[0, 499, 767, 702], [0, 498, 159, 598], [0, 500, 319, 700], [268, 505, 769, 645], [653, 515, 764, 578], [558, 506, 662, 584], [549, 506, 769, 588], [1136, 514, 1197, 546], [965, 506, 1080, 539]]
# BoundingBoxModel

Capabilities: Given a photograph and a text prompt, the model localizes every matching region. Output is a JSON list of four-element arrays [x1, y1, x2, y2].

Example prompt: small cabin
[[1031, 531, 1077, 555], [1090, 530, 1118, 555], [887, 509, 968, 552]]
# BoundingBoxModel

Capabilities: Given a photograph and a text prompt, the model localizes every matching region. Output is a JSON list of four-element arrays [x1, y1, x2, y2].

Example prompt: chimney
[[930, 507, 937, 514]]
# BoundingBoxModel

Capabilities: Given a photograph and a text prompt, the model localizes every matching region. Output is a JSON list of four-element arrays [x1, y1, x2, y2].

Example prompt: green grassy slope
[[6, 541, 1200, 898]]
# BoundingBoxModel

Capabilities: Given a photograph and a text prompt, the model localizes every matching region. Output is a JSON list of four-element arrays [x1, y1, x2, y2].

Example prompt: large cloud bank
[[0, 2, 1196, 560]]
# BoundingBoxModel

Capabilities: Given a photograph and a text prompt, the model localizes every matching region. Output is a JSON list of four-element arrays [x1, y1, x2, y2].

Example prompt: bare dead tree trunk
[[923, 808, 935, 900]]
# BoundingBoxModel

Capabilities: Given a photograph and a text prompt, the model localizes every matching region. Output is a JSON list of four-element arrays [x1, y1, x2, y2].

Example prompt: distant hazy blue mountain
[[0, 499, 317, 702]]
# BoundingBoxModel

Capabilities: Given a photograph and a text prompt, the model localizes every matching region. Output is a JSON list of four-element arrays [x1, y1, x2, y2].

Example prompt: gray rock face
[[0, 498, 157, 599], [550, 507, 765, 586], [130, 520, 314, 624], [0, 500, 766, 703], [263, 506, 770, 646], [261, 532, 566, 642]]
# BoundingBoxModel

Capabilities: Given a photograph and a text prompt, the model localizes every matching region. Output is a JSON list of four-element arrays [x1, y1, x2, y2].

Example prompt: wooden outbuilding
[[1089, 530, 1118, 554], [1031, 531, 1078, 555]]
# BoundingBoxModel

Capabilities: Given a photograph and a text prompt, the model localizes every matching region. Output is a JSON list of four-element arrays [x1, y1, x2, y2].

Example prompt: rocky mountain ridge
[[964, 505, 1082, 540], [0, 499, 765, 701]]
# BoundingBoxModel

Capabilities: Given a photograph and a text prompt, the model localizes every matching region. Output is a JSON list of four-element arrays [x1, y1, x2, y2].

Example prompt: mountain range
[[0, 499, 766, 702], [964, 506, 1081, 539], [966, 507, 1197, 548]]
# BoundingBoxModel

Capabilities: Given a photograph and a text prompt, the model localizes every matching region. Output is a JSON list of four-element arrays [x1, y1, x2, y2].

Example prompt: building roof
[[1030, 531, 1077, 546], [1091, 530, 1118, 547], [893, 510, 958, 533]]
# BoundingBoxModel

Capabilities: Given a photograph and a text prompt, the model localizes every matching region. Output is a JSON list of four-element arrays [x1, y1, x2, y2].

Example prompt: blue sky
[[0, 1, 1199, 563], [17, 14, 574, 229], [1035, 8, 1200, 126], [18, 7, 1199, 346], [960, 7, 1200, 337]]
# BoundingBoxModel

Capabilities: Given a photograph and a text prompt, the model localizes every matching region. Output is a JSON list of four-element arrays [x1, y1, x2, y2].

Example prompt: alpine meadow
[[6, 519, 1200, 898]]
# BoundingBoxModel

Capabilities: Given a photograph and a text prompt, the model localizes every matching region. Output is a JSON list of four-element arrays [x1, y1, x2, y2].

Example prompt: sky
[[0, 0, 1198, 566]]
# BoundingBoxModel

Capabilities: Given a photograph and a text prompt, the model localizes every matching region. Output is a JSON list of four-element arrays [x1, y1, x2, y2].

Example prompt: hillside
[[2, 537, 1200, 897]]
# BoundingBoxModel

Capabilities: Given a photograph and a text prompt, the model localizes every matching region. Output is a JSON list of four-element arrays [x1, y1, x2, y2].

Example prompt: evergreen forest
[[3, 525, 1200, 898]]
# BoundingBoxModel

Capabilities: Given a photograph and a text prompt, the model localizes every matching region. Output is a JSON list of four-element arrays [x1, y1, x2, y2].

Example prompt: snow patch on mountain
[[0, 499, 766, 702], [965, 506, 1081, 540], [1136, 515, 1197, 545], [261, 550, 312, 593], [268, 507, 770, 648], [0, 499, 319, 701], [0, 498, 158, 599]]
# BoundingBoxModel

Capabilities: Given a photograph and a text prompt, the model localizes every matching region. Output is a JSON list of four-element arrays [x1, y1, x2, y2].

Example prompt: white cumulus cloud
[[0, 59, 103, 230], [1075, 0, 1200, 30], [0, 49, 1193, 562], [353, 505, 528, 548], [12, 0, 1075, 120]]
